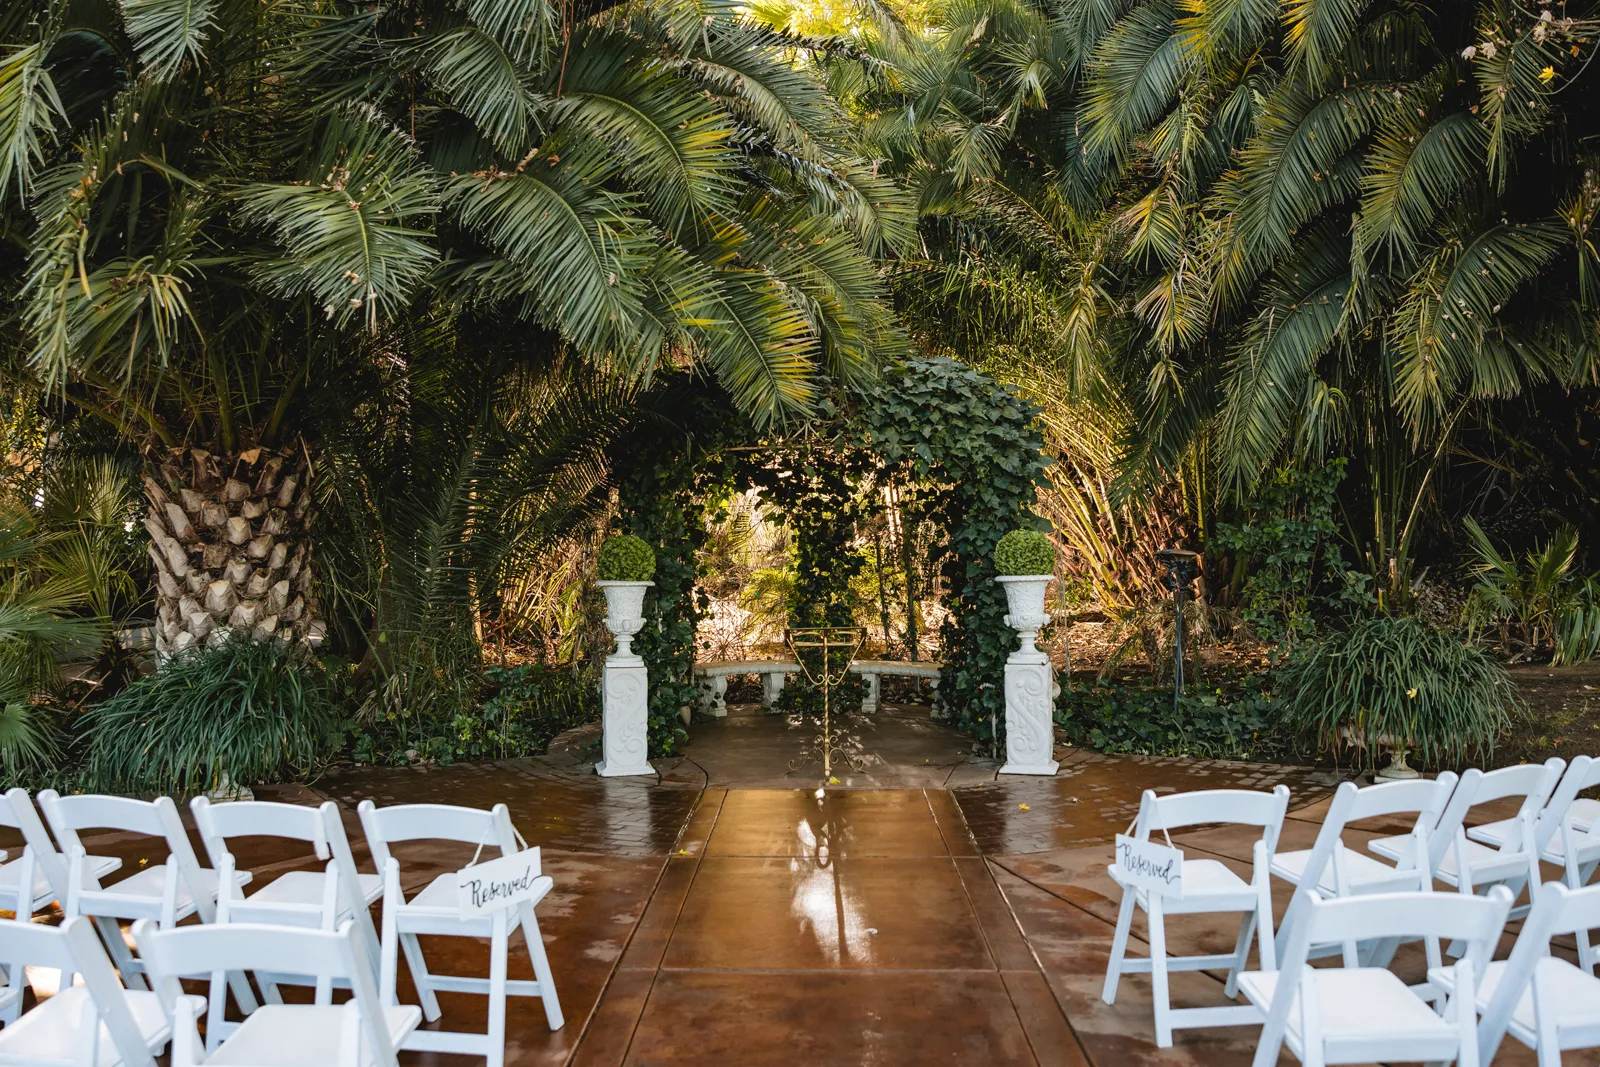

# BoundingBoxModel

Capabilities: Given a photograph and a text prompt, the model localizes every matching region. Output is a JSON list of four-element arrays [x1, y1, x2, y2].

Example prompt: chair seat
[[206, 1003, 423, 1065], [94, 864, 251, 912], [1470, 800, 1600, 848], [244, 871, 383, 915], [1369, 833, 1516, 881], [1433, 957, 1600, 1044], [408, 870, 552, 914], [1239, 967, 1457, 1047], [0, 986, 181, 1067], [1271, 847, 1407, 893], [0, 854, 122, 909]]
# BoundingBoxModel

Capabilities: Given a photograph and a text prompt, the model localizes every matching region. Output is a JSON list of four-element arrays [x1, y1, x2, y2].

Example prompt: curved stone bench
[[693, 659, 942, 717]]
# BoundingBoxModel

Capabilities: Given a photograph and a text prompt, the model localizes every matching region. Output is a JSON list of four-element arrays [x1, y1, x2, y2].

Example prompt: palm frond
[[121, 0, 217, 78]]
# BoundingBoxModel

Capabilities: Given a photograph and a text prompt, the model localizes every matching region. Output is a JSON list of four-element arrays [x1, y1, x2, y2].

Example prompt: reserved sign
[[455, 847, 544, 918], [1114, 834, 1183, 898]]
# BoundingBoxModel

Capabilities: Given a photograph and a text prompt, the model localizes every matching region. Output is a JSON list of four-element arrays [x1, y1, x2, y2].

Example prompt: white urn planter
[[996, 575, 1059, 776], [596, 580, 655, 778]]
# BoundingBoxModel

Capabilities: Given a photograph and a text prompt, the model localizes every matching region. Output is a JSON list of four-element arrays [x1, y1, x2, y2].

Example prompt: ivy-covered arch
[[607, 356, 1050, 755]]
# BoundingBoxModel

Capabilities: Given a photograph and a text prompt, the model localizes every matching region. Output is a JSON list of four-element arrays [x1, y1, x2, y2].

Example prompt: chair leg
[[487, 912, 508, 1067], [1101, 888, 1136, 1006], [520, 903, 565, 1030], [1534, 967, 1561, 1067], [92, 916, 146, 991], [1148, 895, 1173, 1048], [1225, 912, 1255, 999], [400, 932, 442, 1022]]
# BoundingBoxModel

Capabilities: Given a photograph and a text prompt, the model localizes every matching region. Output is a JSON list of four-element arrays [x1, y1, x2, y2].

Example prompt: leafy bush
[[84, 635, 339, 793], [349, 662, 599, 765], [1211, 460, 1365, 649], [1462, 520, 1600, 665], [598, 534, 656, 581], [995, 529, 1055, 576], [1273, 614, 1518, 770], [1056, 679, 1284, 761]]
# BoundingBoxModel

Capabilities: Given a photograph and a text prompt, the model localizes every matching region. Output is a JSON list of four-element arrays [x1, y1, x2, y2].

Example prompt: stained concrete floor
[[13, 705, 1598, 1066]]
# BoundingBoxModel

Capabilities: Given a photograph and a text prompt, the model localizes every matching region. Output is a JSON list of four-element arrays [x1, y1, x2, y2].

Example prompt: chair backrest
[[191, 798, 333, 861], [1342, 774, 1460, 825], [1477, 881, 1600, 1062], [1133, 786, 1290, 859], [0, 789, 74, 906], [1432, 760, 1564, 858], [1534, 755, 1600, 849], [0, 917, 157, 1067], [356, 801, 520, 873], [133, 918, 398, 1067], [37, 790, 216, 919]]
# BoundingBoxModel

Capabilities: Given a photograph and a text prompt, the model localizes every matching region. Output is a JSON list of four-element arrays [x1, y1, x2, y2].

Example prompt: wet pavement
[[9, 704, 1593, 1066]]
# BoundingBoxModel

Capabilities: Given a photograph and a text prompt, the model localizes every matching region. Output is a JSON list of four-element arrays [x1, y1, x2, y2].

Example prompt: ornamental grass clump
[[995, 529, 1055, 575], [1273, 614, 1518, 770], [597, 534, 656, 581], [84, 634, 339, 794]]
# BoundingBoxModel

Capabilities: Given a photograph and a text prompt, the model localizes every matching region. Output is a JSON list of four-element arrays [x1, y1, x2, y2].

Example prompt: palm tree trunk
[[141, 446, 318, 657]]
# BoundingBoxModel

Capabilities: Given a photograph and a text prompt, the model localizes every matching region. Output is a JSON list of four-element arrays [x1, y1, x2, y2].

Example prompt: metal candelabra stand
[[786, 626, 865, 780]]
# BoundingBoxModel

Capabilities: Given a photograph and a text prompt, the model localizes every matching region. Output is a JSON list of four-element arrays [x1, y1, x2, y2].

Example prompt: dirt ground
[[1500, 659, 1600, 764]]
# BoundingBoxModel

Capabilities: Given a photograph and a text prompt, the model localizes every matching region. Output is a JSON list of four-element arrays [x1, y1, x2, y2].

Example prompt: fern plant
[[1462, 520, 1600, 665]]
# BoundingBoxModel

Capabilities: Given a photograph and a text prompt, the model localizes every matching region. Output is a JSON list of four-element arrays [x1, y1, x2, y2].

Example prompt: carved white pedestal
[[596, 581, 655, 778], [997, 575, 1059, 776]]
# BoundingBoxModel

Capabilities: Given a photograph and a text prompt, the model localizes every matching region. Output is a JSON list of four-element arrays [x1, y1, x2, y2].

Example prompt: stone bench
[[693, 659, 942, 717]]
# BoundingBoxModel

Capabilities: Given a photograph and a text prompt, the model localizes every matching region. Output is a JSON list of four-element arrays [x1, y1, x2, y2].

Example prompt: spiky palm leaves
[[862, 0, 1600, 495]]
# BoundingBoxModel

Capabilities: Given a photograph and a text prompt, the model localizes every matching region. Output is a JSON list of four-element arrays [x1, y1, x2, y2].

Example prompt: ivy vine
[[853, 357, 1052, 750]]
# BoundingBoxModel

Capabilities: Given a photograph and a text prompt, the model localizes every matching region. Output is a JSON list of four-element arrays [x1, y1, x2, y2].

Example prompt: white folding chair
[[1101, 786, 1289, 1047], [0, 915, 197, 1067], [0, 790, 123, 1024], [1435, 881, 1600, 1066], [35, 791, 254, 1012], [190, 797, 384, 1046], [135, 918, 418, 1067], [1469, 755, 1600, 851], [1271, 775, 1458, 963], [1241, 886, 1513, 1067], [1369, 759, 1563, 906], [358, 801, 564, 1067]]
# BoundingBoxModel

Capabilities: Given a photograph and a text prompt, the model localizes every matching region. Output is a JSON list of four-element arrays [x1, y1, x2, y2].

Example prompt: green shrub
[[84, 635, 339, 793], [995, 529, 1055, 575], [1056, 679, 1284, 761], [598, 534, 657, 581], [1273, 614, 1518, 770]]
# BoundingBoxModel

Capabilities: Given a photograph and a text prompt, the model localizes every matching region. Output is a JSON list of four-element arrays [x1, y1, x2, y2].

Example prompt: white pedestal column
[[596, 581, 656, 778], [997, 575, 1060, 776]]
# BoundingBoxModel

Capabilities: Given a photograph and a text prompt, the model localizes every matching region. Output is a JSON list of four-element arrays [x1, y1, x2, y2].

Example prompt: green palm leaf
[[121, 0, 217, 78], [0, 41, 65, 204], [1357, 108, 1486, 260], [236, 110, 440, 331], [1081, 0, 1186, 152]]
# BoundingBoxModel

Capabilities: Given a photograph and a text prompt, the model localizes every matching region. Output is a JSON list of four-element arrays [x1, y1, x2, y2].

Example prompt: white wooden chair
[[1433, 881, 1600, 1066], [357, 800, 564, 1067], [0, 915, 197, 1067], [0, 790, 123, 1024], [1368, 759, 1563, 906], [135, 918, 419, 1067], [190, 797, 384, 1048], [1240, 886, 1514, 1067], [35, 791, 254, 1012], [1101, 785, 1290, 1048], [1271, 775, 1459, 966], [1469, 755, 1600, 852]]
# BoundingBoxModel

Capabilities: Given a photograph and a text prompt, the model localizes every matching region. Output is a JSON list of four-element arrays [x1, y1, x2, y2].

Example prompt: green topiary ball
[[994, 528, 1055, 576], [598, 534, 657, 581]]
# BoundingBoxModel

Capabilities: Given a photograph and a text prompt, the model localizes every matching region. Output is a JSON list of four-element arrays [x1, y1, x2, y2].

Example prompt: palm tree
[[842, 0, 1599, 598], [0, 0, 907, 656]]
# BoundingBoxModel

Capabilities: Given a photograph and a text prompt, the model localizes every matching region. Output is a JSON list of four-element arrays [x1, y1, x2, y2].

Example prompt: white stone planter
[[596, 580, 654, 778], [996, 574, 1059, 776]]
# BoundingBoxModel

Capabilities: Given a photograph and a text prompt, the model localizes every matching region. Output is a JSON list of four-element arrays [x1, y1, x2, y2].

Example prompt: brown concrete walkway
[[13, 705, 1594, 1066]]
